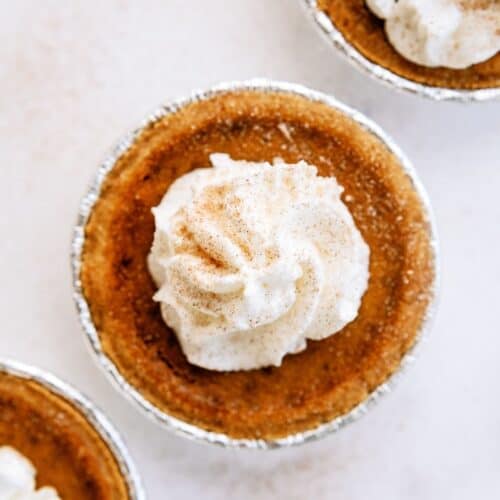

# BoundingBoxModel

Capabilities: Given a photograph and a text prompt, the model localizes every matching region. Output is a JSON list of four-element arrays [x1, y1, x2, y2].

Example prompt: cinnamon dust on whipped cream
[[148, 154, 369, 371]]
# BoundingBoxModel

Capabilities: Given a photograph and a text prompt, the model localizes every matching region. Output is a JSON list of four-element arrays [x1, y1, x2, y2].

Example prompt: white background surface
[[1, 1, 499, 499]]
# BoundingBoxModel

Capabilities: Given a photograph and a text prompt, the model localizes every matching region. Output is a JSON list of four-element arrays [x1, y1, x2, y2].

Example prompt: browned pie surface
[[81, 89, 435, 440], [0, 372, 130, 499], [318, 0, 500, 90]]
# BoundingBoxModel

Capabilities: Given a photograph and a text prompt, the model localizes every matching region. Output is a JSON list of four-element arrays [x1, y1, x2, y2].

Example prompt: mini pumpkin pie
[[0, 360, 143, 499], [74, 81, 438, 446], [310, 0, 500, 97]]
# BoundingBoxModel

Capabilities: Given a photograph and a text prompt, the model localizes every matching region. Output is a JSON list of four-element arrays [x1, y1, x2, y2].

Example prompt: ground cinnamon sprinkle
[[458, 0, 499, 10]]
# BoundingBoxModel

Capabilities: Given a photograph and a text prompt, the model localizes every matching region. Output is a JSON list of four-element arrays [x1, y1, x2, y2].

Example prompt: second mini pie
[[0, 360, 143, 499], [309, 0, 500, 97], [74, 81, 438, 446]]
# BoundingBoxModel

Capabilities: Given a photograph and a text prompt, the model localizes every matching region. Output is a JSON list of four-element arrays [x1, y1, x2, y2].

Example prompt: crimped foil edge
[[0, 358, 146, 499], [302, 0, 500, 102], [71, 79, 440, 449]]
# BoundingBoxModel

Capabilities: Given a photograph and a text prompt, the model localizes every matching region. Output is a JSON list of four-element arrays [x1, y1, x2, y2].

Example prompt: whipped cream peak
[[366, 0, 500, 69], [148, 154, 370, 371], [0, 446, 61, 500]]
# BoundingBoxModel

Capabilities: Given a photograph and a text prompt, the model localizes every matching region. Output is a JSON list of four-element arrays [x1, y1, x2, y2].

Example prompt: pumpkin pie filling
[[81, 89, 436, 439]]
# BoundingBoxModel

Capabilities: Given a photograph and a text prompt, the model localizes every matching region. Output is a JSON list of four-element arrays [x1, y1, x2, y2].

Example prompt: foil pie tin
[[303, 0, 500, 102], [72, 79, 440, 449], [0, 358, 145, 499]]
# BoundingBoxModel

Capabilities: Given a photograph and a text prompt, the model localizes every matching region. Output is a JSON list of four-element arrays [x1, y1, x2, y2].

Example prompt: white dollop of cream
[[0, 446, 61, 500], [366, 0, 500, 69], [148, 154, 369, 371]]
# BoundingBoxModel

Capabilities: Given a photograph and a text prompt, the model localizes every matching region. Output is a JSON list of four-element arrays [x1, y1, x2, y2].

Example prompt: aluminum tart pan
[[72, 79, 440, 449]]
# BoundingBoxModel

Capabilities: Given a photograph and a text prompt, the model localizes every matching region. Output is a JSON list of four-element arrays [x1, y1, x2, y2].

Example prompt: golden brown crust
[[318, 0, 500, 90], [0, 373, 130, 499], [81, 89, 435, 439]]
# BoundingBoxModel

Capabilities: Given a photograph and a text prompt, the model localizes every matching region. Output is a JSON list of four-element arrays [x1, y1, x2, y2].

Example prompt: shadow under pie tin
[[302, 0, 500, 102], [72, 79, 440, 449], [0, 358, 145, 499]]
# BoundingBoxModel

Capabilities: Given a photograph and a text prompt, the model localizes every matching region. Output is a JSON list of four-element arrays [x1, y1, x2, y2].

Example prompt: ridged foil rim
[[71, 79, 440, 449], [0, 359, 146, 499], [302, 0, 500, 102]]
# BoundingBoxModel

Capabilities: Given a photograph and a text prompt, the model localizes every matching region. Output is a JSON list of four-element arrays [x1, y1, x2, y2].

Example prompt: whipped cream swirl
[[0, 446, 61, 499], [366, 0, 500, 69], [148, 154, 369, 371]]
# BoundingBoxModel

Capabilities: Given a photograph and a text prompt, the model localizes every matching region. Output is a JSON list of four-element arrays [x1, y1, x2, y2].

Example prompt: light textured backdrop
[[1, 1, 499, 499]]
